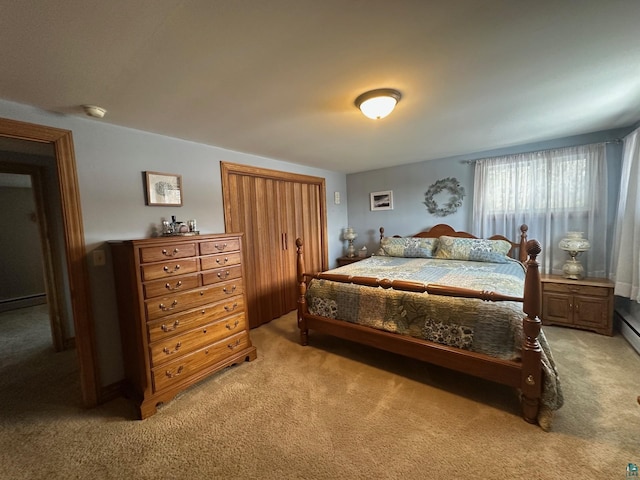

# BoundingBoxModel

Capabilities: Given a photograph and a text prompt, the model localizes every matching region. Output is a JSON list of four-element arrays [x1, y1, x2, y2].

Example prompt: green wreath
[[423, 177, 465, 217]]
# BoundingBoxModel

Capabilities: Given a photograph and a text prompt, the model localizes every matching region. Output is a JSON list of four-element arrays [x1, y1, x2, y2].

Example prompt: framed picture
[[145, 171, 183, 206], [370, 190, 393, 211]]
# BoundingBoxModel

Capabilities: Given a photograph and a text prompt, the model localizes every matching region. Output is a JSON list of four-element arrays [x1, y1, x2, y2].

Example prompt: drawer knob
[[163, 264, 181, 274], [214, 243, 227, 251], [160, 320, 179, 332], [217, 270, 231, 279], [159, 300, 178, 311], [162, 248, 179, 257], [227, 339, 241, 350], [224, 302, 238, 312], [223, 286, 237, 295], [216, 257, 229, 265]]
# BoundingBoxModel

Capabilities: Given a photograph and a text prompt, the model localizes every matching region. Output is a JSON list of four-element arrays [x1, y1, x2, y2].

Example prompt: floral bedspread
[[305, 256, 564, 428]]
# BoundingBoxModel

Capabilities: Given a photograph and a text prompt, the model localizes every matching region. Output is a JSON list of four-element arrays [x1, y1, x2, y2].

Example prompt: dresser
[[540, 274, 614, 336], [110, 233, 257, 418]]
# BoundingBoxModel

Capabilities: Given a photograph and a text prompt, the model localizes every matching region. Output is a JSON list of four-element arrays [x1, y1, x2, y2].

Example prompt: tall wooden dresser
[[109, 233, 257, 418]]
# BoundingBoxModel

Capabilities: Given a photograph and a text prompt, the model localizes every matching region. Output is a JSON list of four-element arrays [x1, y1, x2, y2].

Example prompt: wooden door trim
[[0, 117, 99, 407]]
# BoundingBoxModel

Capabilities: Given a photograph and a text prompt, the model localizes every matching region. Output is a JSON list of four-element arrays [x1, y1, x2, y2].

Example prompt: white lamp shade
[[355, 88, 401, 120]]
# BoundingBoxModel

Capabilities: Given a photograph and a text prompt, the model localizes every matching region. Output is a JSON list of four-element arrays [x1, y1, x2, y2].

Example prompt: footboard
[[295, 237, 543, 424]]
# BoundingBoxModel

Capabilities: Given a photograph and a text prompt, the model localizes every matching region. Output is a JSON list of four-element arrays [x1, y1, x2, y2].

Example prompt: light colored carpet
[[0, 305, 639, 479]]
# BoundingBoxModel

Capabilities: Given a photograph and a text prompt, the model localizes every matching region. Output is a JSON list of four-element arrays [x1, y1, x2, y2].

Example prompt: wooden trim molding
[[0, 116, 100, 407]]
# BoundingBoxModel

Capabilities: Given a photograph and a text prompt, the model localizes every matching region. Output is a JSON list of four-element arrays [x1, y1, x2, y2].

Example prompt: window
[[473, 143, 608, 276]]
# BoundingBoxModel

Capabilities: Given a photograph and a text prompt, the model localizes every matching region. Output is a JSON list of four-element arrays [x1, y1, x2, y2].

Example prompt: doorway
[[0, 117, 99, 407]]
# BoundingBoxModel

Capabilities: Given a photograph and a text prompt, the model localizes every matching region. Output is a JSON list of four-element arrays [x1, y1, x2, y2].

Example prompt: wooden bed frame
[[296, 224, 544, 424]]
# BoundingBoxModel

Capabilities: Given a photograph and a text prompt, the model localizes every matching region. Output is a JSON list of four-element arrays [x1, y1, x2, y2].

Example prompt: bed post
[[296, 238, 309, 346], [379, 227, 385, 242], [520, 239, 542, 424], [518, 224, 529, 263]]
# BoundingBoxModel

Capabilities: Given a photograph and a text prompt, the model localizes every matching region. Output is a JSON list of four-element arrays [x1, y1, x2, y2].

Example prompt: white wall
[[0, 99, 348, 386]]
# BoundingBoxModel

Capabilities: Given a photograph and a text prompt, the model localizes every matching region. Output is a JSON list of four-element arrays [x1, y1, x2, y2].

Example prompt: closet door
[[221, 162, 327, 328], [223, 173, 286, 327]]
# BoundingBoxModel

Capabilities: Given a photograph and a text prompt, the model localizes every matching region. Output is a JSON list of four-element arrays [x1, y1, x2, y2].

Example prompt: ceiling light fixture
[[82, 105, 107, 118], [354, 88, 402, 120]]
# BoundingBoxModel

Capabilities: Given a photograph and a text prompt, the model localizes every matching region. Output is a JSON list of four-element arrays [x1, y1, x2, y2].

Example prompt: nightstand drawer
[[542, 282, 608, 297]]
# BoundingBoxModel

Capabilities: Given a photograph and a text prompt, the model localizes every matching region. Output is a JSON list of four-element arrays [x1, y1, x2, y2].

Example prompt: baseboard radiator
[[617, 309, 640, 355]]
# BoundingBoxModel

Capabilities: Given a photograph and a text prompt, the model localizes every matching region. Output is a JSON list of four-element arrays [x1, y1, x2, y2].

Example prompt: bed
[[295, 224, 563, 429]]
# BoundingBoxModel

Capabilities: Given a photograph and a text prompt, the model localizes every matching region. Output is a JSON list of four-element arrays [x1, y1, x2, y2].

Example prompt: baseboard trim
[[0, 294, 47, 312], [99, 380, 126, 404]]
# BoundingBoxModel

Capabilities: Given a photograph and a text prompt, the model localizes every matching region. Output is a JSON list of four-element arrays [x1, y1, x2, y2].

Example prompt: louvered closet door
[[221, 162, 328, 329], [279, 180, 325, 312], [224, 173, 288, 327]]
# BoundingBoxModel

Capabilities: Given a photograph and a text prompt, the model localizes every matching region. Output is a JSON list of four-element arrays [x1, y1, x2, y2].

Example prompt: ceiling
[[1, 1, 639, 174]]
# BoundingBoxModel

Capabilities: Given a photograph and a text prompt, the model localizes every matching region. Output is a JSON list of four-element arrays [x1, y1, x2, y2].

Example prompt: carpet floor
[[0, 305, 639, 479]]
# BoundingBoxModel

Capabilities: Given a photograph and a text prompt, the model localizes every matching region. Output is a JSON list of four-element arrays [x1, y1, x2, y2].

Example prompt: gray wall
[[1, 99, 348, 386], [0, 184, 45, 301], [346, 129, 631, 265]]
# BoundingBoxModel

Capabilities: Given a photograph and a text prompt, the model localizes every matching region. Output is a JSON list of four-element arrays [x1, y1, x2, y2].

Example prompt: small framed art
[[370, 190, 393, 211], [145, 171, 183, 206]]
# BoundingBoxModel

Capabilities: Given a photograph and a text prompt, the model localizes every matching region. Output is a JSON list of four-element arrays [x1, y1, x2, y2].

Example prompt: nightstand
[[540, 274, 614, 336], [337, 256, 367, 267]]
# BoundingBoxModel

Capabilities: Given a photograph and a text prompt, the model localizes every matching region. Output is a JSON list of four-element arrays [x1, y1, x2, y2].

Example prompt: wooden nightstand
[[540, 274, 614, 336], [337, 256, 367, 267]]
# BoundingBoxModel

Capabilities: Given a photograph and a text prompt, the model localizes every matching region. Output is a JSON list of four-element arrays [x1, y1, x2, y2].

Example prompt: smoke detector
[[82, 105, 107, 118]]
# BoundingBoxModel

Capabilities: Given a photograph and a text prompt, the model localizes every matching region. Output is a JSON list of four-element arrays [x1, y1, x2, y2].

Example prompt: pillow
[[434, 236, 511, 263], [376, 236, 438, 258]]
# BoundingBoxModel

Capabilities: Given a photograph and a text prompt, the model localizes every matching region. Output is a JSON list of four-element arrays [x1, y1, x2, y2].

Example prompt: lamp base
[[562, 258, 585, 280]]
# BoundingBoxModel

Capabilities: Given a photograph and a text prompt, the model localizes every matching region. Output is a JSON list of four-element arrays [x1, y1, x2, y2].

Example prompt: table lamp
[[343, 227, 358, 258], [559, 232, 590, 280]]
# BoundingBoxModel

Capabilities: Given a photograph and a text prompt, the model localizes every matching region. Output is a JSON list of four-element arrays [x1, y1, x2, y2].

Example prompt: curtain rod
[[462, 139, 621, 165]]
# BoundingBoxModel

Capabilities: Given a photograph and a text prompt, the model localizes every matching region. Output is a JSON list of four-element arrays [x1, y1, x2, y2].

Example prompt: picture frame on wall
[[370, 190, 393, 211], [145, 171, 183, 206]]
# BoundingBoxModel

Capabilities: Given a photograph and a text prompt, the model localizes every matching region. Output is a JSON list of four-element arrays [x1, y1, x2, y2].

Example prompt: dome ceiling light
[[354, 88, 402, 120]]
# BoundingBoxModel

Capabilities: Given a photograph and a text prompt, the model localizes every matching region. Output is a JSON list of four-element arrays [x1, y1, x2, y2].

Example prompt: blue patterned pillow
[[434, 236, 511, 263], [377, 237, 438, 258]]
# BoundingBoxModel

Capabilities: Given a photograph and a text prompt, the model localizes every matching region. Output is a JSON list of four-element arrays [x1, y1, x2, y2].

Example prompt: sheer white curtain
[[612, 128, 640, 301], [473, 144, 607, 275]]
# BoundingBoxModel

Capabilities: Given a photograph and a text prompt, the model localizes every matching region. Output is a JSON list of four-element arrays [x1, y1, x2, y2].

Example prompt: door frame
[[0, 117, 99, 407]]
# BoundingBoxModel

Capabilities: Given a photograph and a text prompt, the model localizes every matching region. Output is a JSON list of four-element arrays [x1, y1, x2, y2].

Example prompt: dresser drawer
[[542, 282, 609, 297], [151, 331, 250, 392], [145, 280, 245, 321], [147, 296, 245, 343], [200, 238, 241, 255], [149, 313, 247, 366], [143, 274, 200, 299], [200, 252, 242, 270], [201, 265, 243, 285], [141, 258, 198, 281], [139, 243, 197, 263]]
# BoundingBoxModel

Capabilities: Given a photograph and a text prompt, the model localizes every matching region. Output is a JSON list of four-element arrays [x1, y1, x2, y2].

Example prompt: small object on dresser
[[358, 246, 367, 258]]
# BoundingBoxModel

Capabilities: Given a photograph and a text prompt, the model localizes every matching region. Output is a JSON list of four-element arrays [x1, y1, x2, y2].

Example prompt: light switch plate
[[334, 191, 340, 204]]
